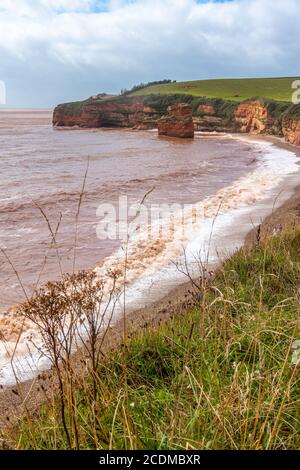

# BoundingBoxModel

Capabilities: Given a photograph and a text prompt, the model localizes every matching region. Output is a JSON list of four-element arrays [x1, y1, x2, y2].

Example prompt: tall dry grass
[[2, 226, 299, 450]]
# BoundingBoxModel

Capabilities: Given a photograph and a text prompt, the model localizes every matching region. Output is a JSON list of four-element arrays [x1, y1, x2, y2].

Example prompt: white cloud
[[40, 0, 98, 11], [0, 0, 299, 107]]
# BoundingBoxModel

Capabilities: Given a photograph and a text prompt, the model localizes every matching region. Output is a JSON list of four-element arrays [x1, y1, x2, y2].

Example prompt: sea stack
[[158, 103, 194, 138]]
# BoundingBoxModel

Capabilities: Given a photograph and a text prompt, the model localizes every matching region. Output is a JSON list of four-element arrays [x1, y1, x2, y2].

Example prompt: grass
[[5, 226, 300, 450], [130, 77, 300, 103], [55, 80, 300, 130]]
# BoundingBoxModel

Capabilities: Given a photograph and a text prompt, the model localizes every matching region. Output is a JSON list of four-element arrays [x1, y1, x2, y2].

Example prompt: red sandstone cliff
[[282, 119, 300, 145], [197, 104, 215, 115], [233, 100, 270, 134], [193, 114, 234, 133], [53, 97, 159, 129], [53, 95, 300, 146], [233, 101, 300, 145], [158, 103, 194, 138]]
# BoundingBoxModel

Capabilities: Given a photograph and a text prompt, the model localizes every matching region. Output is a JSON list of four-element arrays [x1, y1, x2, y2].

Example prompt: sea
[[0, 108, 299, 385]]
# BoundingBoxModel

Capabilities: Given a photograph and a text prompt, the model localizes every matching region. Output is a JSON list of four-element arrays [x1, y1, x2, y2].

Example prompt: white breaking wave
[[0, 136, 299, 387]]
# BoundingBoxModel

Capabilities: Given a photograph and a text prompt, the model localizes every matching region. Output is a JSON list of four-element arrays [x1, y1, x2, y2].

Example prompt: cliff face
[[193, 115, 234, 133], [158, 103, 194, 138], [54, 103, 103, 127], [233, 101, 300, 145], [53, 95, 300, 146], [53, 97, 160, 129], [197, 104, 215, 115], [282, 119, 300, 145], [233, 101, 269, 133], [193, 100, 300, 143]]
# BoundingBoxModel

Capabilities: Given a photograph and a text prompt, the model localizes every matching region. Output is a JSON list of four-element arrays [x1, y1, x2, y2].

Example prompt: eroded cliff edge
[[53, 94, 300, 145]]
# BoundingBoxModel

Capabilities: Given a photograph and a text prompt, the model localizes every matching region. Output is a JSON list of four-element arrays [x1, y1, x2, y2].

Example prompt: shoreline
[[1, 133, 300, 434]]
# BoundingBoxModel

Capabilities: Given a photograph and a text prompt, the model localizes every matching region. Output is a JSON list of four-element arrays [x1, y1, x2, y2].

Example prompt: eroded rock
[[158, 103, 194, 138]]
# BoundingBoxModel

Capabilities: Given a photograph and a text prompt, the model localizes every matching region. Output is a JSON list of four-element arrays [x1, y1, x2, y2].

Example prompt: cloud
[[0, 0, 299, 107]]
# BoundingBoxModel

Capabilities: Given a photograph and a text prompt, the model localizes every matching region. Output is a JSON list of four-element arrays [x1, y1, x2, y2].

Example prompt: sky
[[0, 0, 299, 108]]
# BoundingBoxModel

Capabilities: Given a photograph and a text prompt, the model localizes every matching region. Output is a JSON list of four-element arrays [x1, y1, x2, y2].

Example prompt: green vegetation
[[6, 227, 300, 450], [130, 77, 300, 103], [56, 77, 300, 128], [143, 94, 237, 124], [57, 100, 86, 115], [56, 93, 300, 132], [284, 103, 300, 121], [121, 80, 175, 96], [143, 93, 196, 114]]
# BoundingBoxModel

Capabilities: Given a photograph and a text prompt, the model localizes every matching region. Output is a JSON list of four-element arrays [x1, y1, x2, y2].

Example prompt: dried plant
[[16, 269, 119, 449]]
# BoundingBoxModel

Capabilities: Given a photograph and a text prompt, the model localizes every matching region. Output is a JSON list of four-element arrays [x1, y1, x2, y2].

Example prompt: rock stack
[[158, 103, 194, 138]]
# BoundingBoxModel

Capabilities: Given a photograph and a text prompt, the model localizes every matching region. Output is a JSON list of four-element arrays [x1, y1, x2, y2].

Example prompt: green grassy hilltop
[[130, 77, 300, 102]]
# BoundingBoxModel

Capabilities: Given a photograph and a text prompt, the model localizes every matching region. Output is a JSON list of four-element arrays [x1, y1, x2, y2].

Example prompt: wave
[[0, 136, 299, 387], [94, 137, 299, 295], [0, 169, 213, 214]]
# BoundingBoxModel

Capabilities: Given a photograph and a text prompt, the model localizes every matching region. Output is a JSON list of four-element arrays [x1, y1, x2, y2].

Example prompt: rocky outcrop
[[53, 97, 160, 129], [158, 103, 194, 138], [193, 102, 235, 132], [193, 115, 234, 132], [197, 104, 215, 115], [282, 119, 300, 145], [53, 103, 103, 127], [233, 101, 269, 134], [53, 93, 300, 147]]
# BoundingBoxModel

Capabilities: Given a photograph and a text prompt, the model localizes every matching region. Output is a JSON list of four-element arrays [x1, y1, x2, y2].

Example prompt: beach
[[0, 130, 299, 434]]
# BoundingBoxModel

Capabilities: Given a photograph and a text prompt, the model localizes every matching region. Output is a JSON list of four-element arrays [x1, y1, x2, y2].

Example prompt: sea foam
[[0, 136, 299, 387]]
